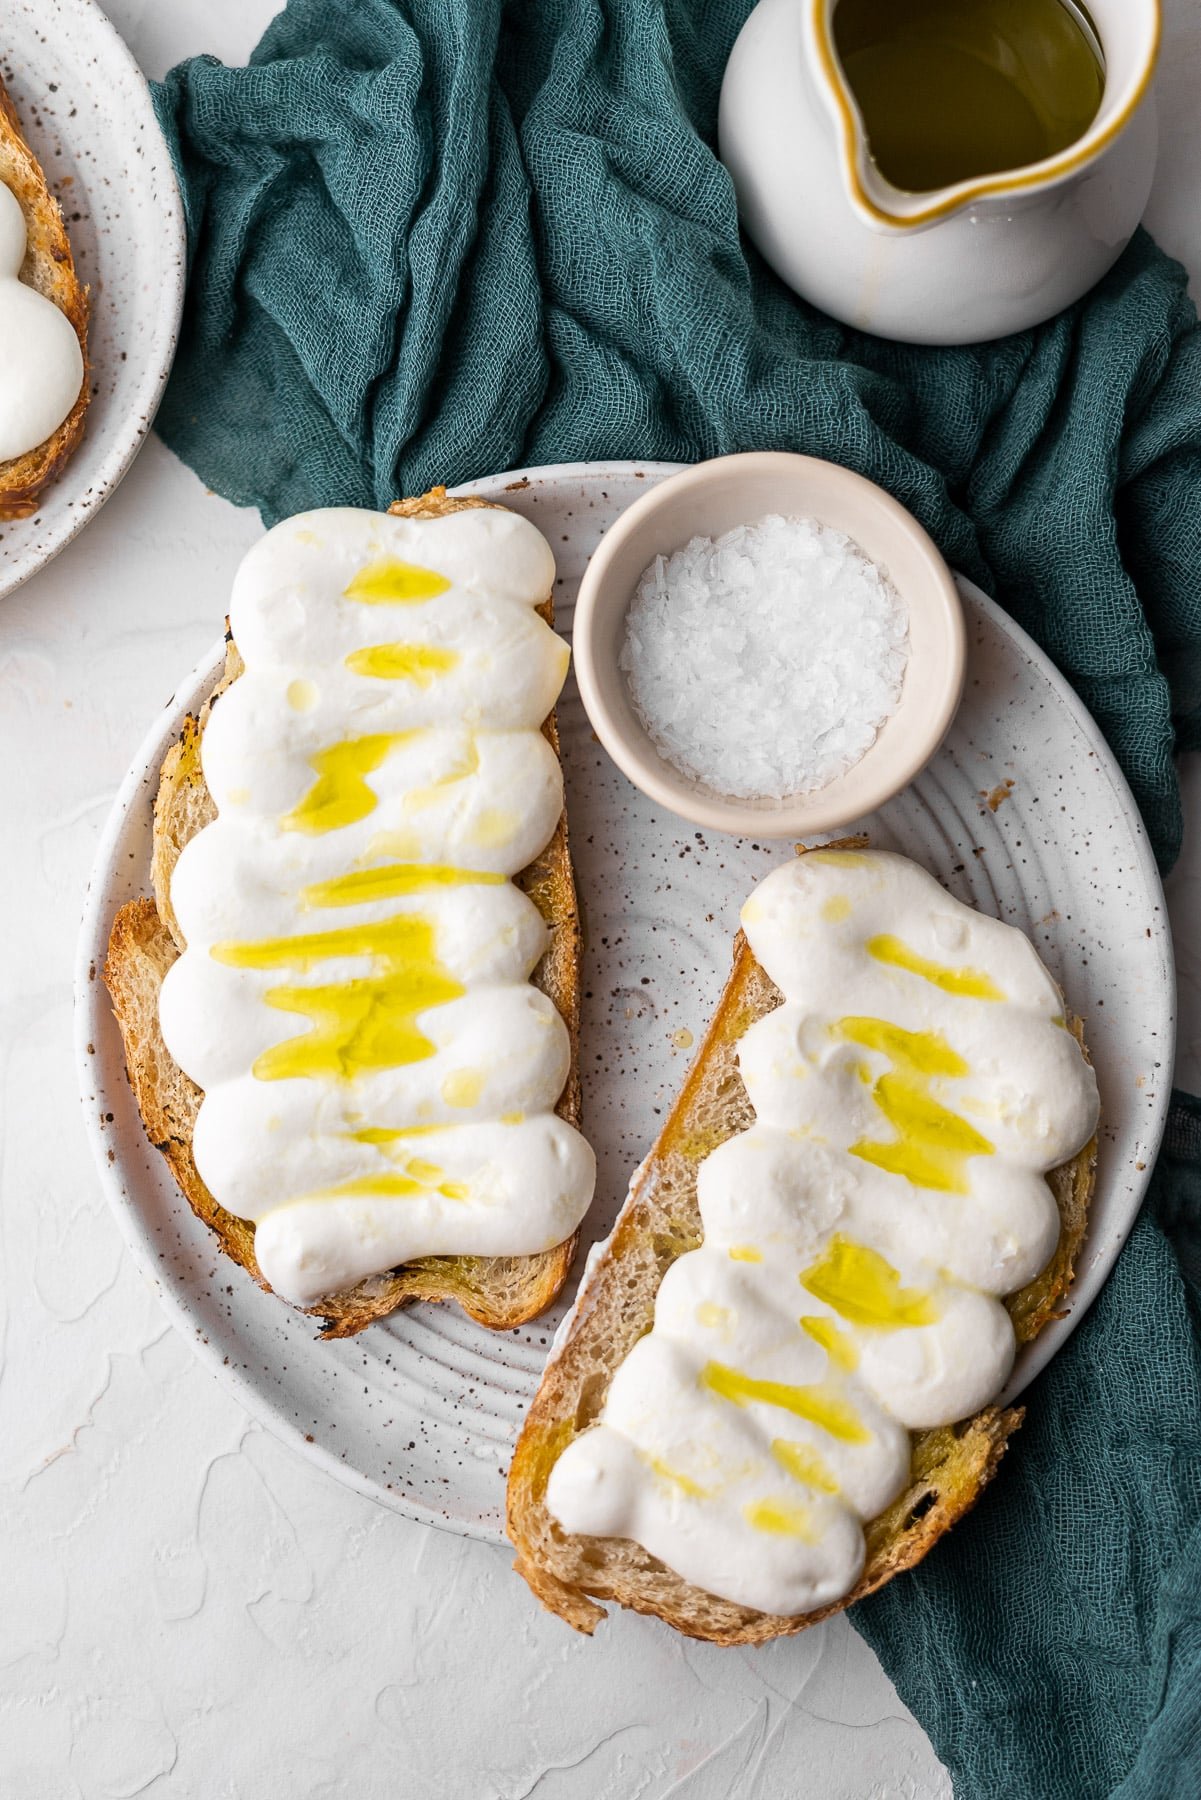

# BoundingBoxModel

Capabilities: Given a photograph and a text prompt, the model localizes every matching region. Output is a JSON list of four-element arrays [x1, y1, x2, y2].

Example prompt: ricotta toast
[[507, 845, 1098, 1640], [105, 490, 595, 1336], [0, 73, 88, 519]]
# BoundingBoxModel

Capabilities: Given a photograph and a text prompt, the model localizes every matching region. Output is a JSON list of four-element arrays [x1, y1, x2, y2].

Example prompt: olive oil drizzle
[[217, 555, 510, 1089], [343, 558, 451, 603], [283, 732, 415, 835], [835, 1015, 995, 1194], [771, 1438, 841, 1495], [346, 642, 460, 684], [701, 1360, 872, 1445], [300, 863, 504, 909], [801, 1234, 940, 1329], [867, 933, 1005, 1001], [743, 1498, 817, 1541], [214, 912, 465, 1084]]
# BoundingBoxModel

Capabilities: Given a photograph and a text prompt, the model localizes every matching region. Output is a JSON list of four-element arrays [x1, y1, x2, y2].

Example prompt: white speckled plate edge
[[74, 460, 1175, 1543], [0, 0, 185, 598]]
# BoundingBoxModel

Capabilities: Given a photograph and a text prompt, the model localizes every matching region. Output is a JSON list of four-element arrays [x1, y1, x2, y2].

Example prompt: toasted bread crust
[[0, 74, 89, 519], [104, 489, 583, 1336], [506, 850, 1098, 1642]]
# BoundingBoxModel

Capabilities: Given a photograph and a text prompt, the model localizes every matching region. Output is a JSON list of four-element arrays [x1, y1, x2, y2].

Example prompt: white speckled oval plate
[[1, 0, 184, 599], [75, 462, 1175, 1543]]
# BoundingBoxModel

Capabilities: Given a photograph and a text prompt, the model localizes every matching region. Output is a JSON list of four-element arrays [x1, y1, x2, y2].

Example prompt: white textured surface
[[3, 2, 1200, 1796]]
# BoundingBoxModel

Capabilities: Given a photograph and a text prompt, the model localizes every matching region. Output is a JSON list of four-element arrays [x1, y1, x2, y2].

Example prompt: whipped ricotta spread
[[546, 849, 1098, 1616], [0, 182, 84, 462], [158, 505, 596, 1305]]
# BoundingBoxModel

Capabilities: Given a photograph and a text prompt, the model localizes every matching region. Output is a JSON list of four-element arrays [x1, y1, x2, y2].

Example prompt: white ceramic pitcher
[[718, 0, 1161, 344]]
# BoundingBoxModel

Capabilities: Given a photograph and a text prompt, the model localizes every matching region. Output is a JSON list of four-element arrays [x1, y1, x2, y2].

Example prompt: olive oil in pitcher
[[832, 0, 1106, 194]]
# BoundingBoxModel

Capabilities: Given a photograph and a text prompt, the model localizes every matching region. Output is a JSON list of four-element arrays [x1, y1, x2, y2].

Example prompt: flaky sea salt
[[619, 514, 909, 801]]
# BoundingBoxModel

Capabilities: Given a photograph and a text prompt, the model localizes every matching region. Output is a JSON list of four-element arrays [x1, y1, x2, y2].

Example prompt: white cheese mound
[[620, 514, 909, 801]]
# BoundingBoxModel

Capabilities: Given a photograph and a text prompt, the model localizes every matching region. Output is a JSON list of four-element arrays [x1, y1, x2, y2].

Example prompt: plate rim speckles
[[1, 0, 185, 598], [74, 460, 1175, 1544]]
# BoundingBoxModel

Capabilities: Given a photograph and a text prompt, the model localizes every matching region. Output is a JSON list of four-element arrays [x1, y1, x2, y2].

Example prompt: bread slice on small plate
[[0, 72, 89, 520], [506, 843, 1097, 1642], [103, 490, 583, 1339]]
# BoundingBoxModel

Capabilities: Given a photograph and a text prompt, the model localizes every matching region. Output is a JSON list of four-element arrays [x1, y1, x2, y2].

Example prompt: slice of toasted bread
[[103, 489, 583, 1338], [0, 74, 89, 519], [506, 849, 1097, 1642]]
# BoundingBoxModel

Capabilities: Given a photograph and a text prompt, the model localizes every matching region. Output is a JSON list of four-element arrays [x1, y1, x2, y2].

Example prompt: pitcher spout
[[808, 0, 1161, 232]]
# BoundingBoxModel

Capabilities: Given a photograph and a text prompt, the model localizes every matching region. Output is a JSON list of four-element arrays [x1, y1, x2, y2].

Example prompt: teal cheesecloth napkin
[[151, 3, 1201, 1793]]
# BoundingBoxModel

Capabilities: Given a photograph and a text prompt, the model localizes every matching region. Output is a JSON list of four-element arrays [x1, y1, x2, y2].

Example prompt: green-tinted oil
[[283, 733, 415, 835], [644, 1454, 710, 1499], [347, 1124, 448, 1144], [867, 933, 1005, 1001], [307, 1168, 469, 1203], [346, 642, 460, 684], [301, 863, 504, 909], [727, 1244, 763, 1264], [800, 1312, 860, 1369], [344, 559, 451, 604], [404, 737, 480, 813], [771, 1438, 841, 1495], [700, 1360, 870, 1444], [801, 1235, 939, 1329], [212, 914, 463, 1082], [835, 1015, 995, 1193], [743, 1498, 817, 1541], [833, 0, 1105, 193]]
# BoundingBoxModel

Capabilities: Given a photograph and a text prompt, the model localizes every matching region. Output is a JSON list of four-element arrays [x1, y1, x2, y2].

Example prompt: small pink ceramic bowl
[[572, 452, 965, 837]]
